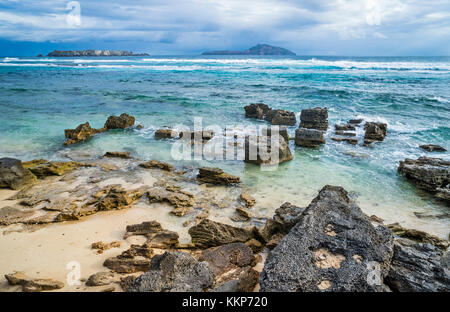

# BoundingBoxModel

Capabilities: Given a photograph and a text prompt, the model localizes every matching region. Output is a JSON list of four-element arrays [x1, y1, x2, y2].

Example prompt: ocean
[[0, 55, 449, 237]]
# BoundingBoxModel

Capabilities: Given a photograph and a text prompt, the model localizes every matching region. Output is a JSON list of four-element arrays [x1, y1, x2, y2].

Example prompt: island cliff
[[46, 50, 149, 57], [202, 44, 295, 56]]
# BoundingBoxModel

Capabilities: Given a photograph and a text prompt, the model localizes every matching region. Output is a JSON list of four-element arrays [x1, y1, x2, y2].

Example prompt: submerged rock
[[0, 158, 36, 190], [139, 160, 174, 172], [331, 137, 358, 145], [295, 128, 325, 147], [240, 191, 256, 208], [104, 113, 135, 129], [364, 122, 387, 145], [197, 167, 241, 185], [64, 122, 105, 146], [5, 271, 64, 292], [419, 144, 447, 152], [385, 239, 450, 292], [103, 151, 131, 159], [299, 107, 328, 130], [244, 135, 293, 165], [188, 219, 257, 248], [260, 185, 394, 292], [127, 251, 214, 292], [398, 157, 449, 202]]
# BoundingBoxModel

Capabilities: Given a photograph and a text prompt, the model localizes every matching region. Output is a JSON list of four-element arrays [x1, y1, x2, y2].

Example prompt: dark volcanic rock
[[244, 135, 293, 165], [197, 167, 241, 185], [385, 239, 450, 292], [419, 144, 447, 152], [260, 185, 394, 292], [364, 122, 387, 145], [398, 157, 449, 200], [188, 219, 256, 248], [295, 128, 326, 147], [127, 251, 214, 292], [104, 151, 131, 159], [299, 107, 328, 130], [0, 158, 36, 190], [104, 113, 135, 129]]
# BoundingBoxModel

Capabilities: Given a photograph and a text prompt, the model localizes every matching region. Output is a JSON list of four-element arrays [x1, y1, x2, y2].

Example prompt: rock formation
[[364, 122, 387, 145], [0, 158, 36, 190], [295, 128, 326, 147], [104, 113, 135, 129], [299, 107, 328, 130], [244, 135, 293, 165], [197, 167, 241, 185]]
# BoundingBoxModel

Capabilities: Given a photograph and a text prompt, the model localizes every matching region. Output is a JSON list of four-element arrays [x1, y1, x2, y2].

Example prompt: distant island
[[202, 44, 296, 56], [45, 50, 149, 57]]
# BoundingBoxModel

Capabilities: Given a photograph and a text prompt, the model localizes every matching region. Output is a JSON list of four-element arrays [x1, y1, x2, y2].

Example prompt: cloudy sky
[[0, 0, 449, 56]]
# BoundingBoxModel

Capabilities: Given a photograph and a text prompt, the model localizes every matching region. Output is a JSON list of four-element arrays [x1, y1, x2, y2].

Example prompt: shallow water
[[0, 55, 449, 238]]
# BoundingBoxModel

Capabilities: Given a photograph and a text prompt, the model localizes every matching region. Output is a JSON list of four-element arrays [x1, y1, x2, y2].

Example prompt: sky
[[0, 0, 449, 56]]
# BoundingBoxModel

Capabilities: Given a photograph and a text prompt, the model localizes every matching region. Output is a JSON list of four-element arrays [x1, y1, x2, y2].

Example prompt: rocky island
[[46, 50, 149, 57], [202, 44, 296, 56]]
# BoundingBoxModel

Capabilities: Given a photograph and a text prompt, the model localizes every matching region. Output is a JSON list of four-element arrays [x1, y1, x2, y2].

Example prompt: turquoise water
[[0, 55, 449, 236]]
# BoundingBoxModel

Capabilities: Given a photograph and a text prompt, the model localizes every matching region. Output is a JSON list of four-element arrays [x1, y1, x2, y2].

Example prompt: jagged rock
[[96, 186, 143, 211], [139, 160, 174, 172], [0, 206, 35, 226], [419, 144, 447, 152], [103, 151, 131, 159], [0, 158, 36, 190], [260, 185, 394, 292], [262, 126, 289, 143], [240, 191, 256, 208], [364, 122, 387, 145], [331, 137, 358, 145], [213, 267, 259, 292], [266, 109, 296, 126], [245, 239, 264, 253], [244, 103, 271, 119], [154, 128, 178, 139], [272, 202, 304, 232], [179, 130, 214, 142], [299, 107, 328, 130], [386, 223, 449, 250], [197, 167, 241, 185], [188, 219, 257, 248], [398, 157, 449, 201], [5, 272, 64, 292], [385, 239, 450, 292], [22, 160, 85, 178], [91, 241, 121, 252], [199, 243, 256, 276], [64, 122, 105, 145], [335, 124, 356, 131], [295, 128, 325, 147], [103, 257, 151, 274], [147, 186, 194, 215], [119, 244, 154, 259], [104, 113, 135, 129], [136, 124, 144, 130], [231, 207, 252, 222], [244, 135, 293, 165], [123, 221, 179, 248], [86, 272, 117, 286], [127, 251, 214, 292]]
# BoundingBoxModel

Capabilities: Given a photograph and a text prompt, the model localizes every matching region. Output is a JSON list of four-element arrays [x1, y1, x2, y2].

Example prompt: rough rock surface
[[385, 239, 450, 292], [64, 122, 106, 145], [299, 107, 328, 130], [96, 185, 144, 211], [5, 272, 64, 292], [188, 219, 256, 248], [103, 257, 151, 274], [86, 272, 117, 286], [295, 128, 326, 147], [124, 221, 179, 248], [364, 122, 387, 145], [0, 158, 36, 190], [154, 128, 178, 139], [197, 167, 241, 185], [335, 124, 356, 131], [398, 157, 449, 201], [147, 186, 194, 216], [244, 103, 271, 120], [240, 191, 256, 208], [266, 109, 296, 126], [387, 223, 449, 250], [22, 159, 86, 178], [103, 151, 131, 159], [262, 126, 289, 143], [127, 251, 214, 292], [139, 160, 174, 172], [104, 113, 135, 129], [260, 185, 394, 292], [244, 135, 293, 165], [419, 144, 447, 152]]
